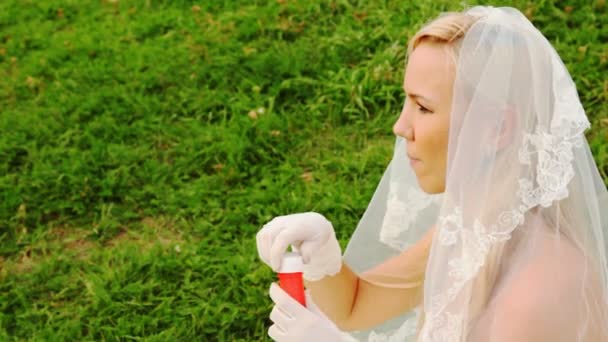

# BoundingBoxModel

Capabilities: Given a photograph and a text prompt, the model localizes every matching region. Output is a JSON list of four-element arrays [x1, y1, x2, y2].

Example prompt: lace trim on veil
[[420, 119, 590, 340], [380, 185, 435, 250]]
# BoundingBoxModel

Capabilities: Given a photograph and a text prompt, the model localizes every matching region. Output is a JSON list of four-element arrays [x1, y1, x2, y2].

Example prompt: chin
[[417, 177, 445, 194]]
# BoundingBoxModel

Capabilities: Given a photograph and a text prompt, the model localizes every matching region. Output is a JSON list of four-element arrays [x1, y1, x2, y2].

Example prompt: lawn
[[1, 0, 606, 340]]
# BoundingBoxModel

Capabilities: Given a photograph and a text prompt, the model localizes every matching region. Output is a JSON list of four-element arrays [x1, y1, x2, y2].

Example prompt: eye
[[417, 103, 433, 114]]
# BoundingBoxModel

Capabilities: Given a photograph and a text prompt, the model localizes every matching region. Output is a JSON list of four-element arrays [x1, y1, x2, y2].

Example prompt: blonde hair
[[408, 12, 479, 62], [405, 11, 503, 337]]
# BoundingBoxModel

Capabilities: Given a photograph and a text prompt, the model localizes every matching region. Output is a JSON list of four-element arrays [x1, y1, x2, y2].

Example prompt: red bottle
[[278, 252, 307, 307]]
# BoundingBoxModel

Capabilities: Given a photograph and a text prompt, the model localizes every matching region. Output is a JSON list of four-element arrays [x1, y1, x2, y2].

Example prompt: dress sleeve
[[357, 226, 434, 289]]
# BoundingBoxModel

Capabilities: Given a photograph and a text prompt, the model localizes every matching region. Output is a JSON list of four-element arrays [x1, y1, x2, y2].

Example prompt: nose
[[393, 101, 414, 141]]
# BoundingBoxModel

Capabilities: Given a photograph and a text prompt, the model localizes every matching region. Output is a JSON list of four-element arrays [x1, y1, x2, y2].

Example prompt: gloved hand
[[256, 212, 342, 281], [268, 283, 354, 342]]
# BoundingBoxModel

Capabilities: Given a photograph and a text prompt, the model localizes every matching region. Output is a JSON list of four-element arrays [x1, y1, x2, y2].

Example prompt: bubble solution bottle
[[278, 252, 307, 307]]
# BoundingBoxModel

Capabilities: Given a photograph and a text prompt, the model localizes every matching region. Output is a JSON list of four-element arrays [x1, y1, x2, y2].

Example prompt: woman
[[257, 6, 608, 341]]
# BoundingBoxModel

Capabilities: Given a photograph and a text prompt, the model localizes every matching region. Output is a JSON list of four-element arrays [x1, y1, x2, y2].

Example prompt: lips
[[408, 153, 421, 168]]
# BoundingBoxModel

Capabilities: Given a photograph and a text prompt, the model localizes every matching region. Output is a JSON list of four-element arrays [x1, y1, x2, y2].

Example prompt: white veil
[[343, 6, 608, 341]]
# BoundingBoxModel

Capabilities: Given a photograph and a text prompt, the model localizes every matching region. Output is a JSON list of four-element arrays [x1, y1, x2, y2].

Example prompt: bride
[[256, 6, 608, 341]]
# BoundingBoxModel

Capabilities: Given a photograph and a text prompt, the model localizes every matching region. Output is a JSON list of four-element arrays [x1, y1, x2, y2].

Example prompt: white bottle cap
[[279, 252, 304, 273]]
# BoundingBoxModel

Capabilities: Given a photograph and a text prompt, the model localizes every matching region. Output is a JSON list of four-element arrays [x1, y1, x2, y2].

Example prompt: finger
[[269, 283, 305, 317], [268, 323, 285, 341], [303, 290, 317, 311], [270, 226, 315, 271], [298, 236, 327, 264], [270, 305, 291, 327], [257, 217, 290, 267], [256, 229, 271, 265]]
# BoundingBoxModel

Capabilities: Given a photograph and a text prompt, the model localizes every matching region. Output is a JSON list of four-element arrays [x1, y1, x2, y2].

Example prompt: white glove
[[268, 283, 355, 342], [256, 212, 342, 281]]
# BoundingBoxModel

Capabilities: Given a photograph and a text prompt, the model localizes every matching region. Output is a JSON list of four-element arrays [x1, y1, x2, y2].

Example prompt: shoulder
[[491, 233, 585, 340]]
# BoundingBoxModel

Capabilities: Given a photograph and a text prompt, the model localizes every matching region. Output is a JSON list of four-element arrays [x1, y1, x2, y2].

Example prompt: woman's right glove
[[268, 283, 357, 342], [256, 212, 342, 281]]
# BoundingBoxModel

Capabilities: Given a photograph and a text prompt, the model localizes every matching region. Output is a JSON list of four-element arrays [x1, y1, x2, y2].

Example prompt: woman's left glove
[[256, 212, 342, 281]]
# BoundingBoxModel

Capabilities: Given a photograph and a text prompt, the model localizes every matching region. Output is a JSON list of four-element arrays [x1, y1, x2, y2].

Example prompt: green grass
[[1, 0, 606, 340]]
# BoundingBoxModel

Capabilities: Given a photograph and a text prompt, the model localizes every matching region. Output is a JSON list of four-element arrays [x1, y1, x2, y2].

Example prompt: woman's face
[[393, 41, 454, 194]]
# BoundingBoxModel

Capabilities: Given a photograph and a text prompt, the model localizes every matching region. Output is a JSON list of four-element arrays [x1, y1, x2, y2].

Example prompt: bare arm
[[305, 226, 435, 331]]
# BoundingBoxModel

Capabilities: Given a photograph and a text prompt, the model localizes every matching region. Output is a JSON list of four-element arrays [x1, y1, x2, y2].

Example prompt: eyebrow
[[409, 93, 435, 104], [403, 87, 434, 104]]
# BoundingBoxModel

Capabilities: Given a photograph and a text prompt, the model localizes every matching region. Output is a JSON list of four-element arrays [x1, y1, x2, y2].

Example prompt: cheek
[[433, 113, 450, 149], [418, 119, 449, 159], [437, 128, 450, 159]]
